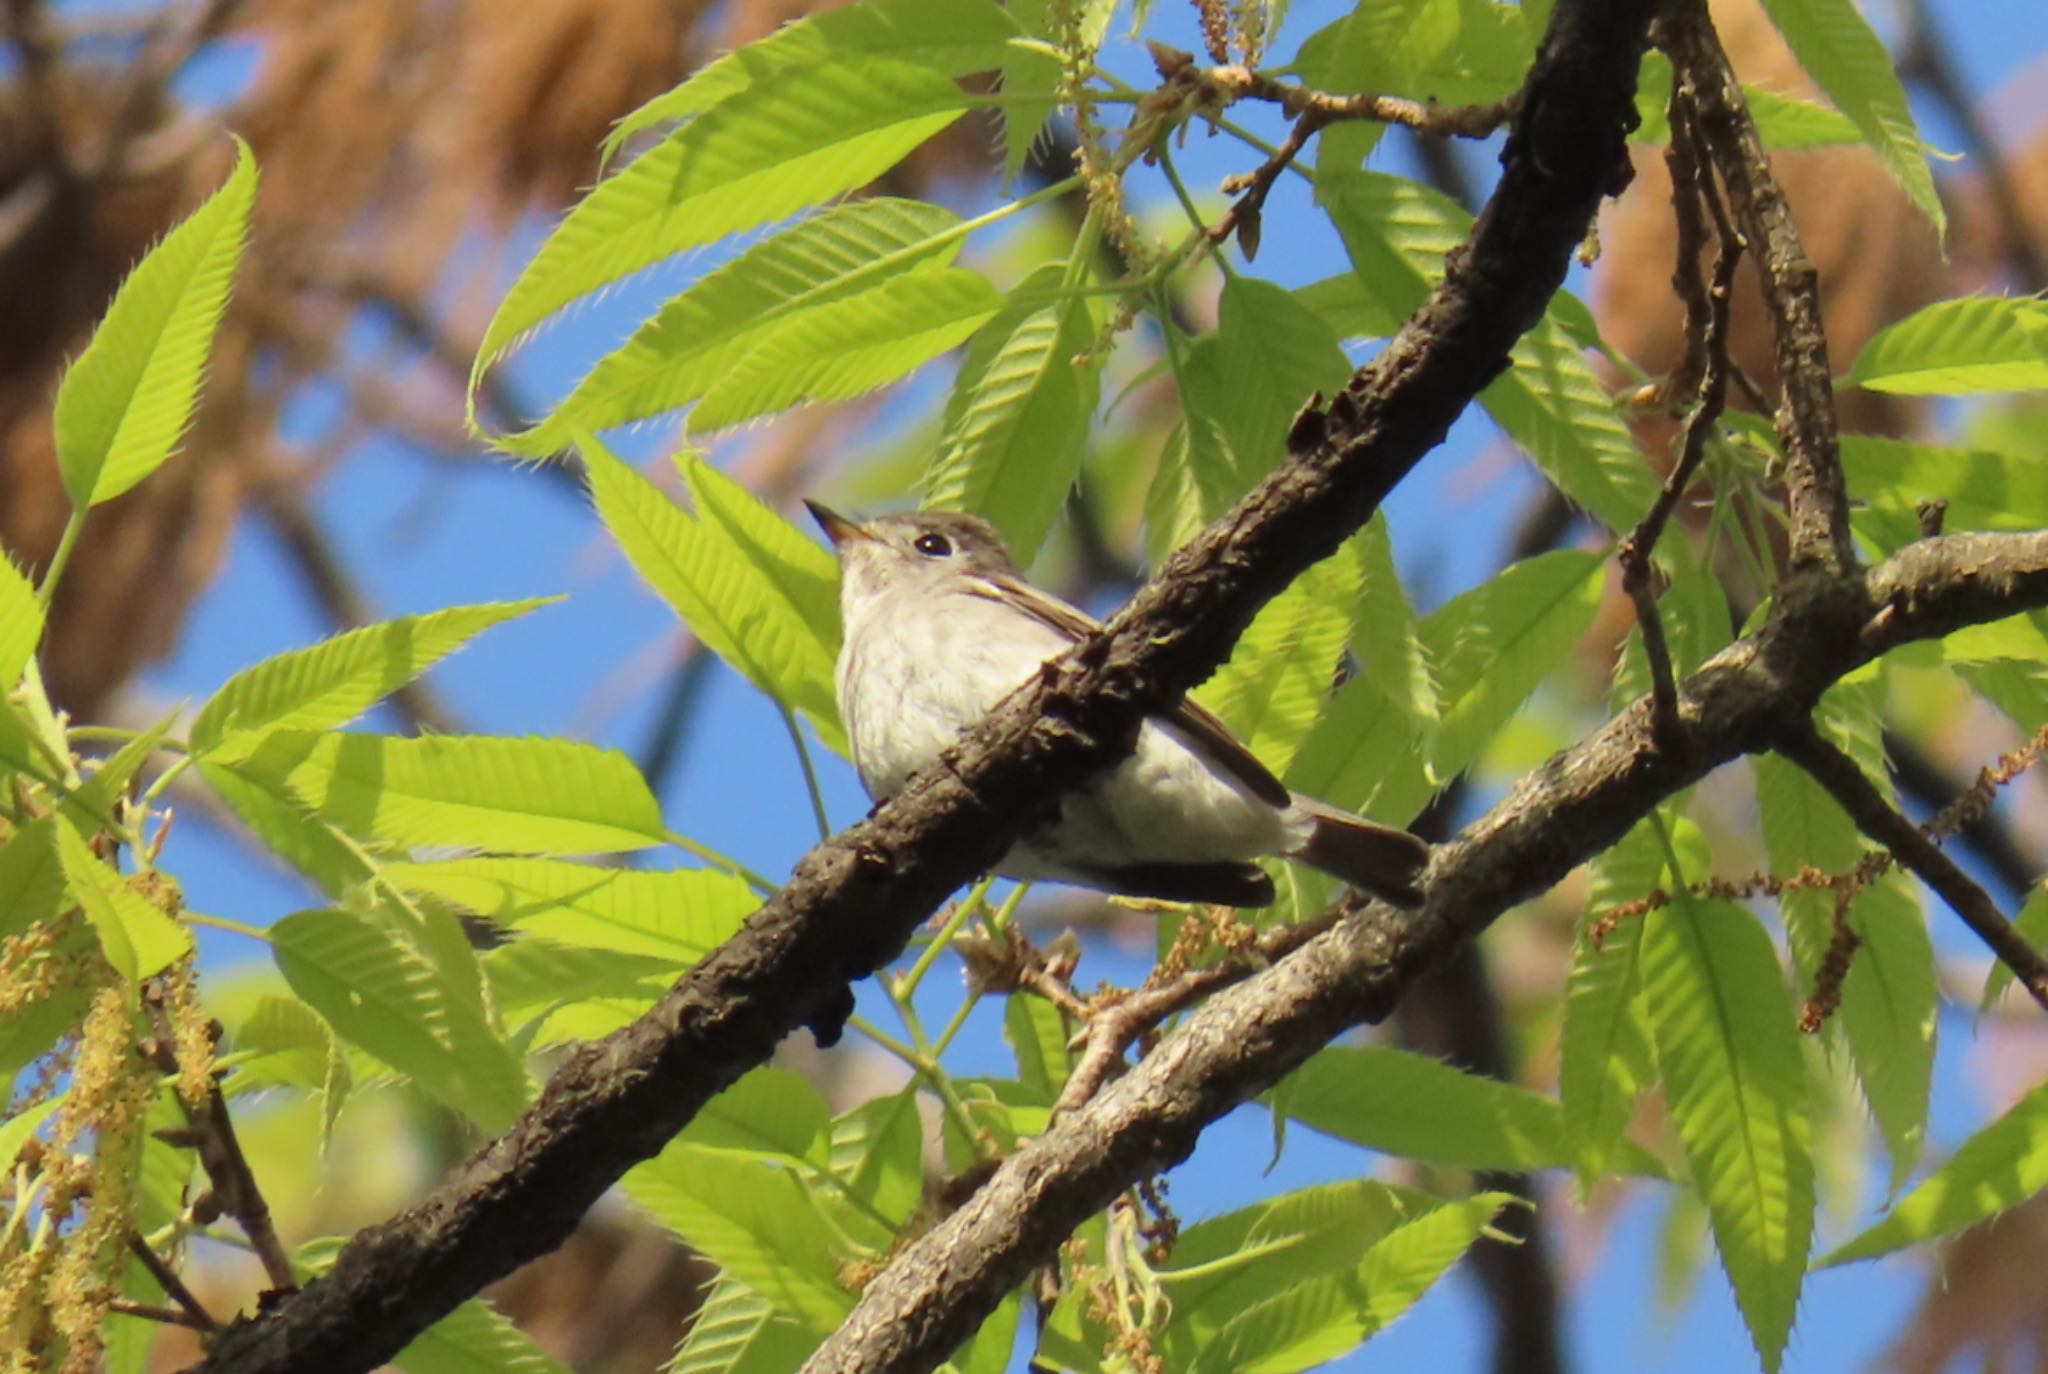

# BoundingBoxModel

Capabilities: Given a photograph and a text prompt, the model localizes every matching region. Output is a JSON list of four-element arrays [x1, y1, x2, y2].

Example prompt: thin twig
[[1662, 4, 1856, 577], [1204, 109, 1323, 259], [111, 1298, 213, 1329], [1775, 722, 2048, 1010], [1053, 911, 1341, 1115], [1616, 97, 1743, 742], [1197, 55, 1518, 139], [142, 992, 300, 1295], [128, 1231, 222, 1334]]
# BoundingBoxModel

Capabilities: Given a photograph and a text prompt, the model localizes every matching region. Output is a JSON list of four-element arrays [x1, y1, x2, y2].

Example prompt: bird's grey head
[[805, 502, 1019, 606]]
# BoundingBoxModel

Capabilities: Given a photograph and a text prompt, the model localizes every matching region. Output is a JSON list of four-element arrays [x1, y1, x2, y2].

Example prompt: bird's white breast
[[837, 581, 1296, 870]]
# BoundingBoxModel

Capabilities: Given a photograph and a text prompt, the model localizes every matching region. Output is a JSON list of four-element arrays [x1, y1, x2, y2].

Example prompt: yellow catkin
[[39, 980, 154, 1370], [161, 957, 216, 1110]]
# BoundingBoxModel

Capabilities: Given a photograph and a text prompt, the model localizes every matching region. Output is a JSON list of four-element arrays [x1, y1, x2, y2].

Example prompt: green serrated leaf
[[55, 138, 256, 507], [192, 599, 551, 756], [627, 1144, 864, 1334], [1844, 435, 2048, 533], [476, 57, 972, 377], [1560, 818, 1666, 1188], [1182, 1186, 1510, 1374], [681, 454, 845, 745], [1633, 51, 1860, 150], [584, 439, 845, 750], [691, 267, 999, 432], [394, 1297, 571, 1374], [498, 200, 965, 457], [1162, 1179, 1429, 1348], [1983, 885, 2048, 1010], [480, 936, 673, 1033], [1004, 991, 1073, 1103], [239, 729, 665, 855], [1642, 896, 1813, 1373], [924, 263, 1102, 564], [1844, 296, 2048, 395], [0, 555, 43, 687], [1349, 514, 1440, 737], [1195, 552, 1357, 778], [1485, 311, 1660, 532], [1757, 0, 1946, 239], [271, 908, 529, 1130], [56, 820, 191, 982], [1287, 551, 1602, 823], [385, 856, 755, 963], [683, 1067, 832, 1164], [197, 758, 377, 895], [601, 0, 1023, 160], [227, 994, 342, 1096], [0, 816, 66, 942], [1320, 169, 1653, 529], [0, 1097, 62, 1170], [1820, 1073, 2048, 1266], [1754, 688, 1935, 1191], [667, 1275, 818, 1374], [828, 1086, 923, 1224], [1275, 1043, 1663, 1175], [1177, 277, 1352, 530]]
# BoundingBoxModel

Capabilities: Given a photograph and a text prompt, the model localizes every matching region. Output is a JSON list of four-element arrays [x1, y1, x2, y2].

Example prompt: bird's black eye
[[913, 532, 953, 557]]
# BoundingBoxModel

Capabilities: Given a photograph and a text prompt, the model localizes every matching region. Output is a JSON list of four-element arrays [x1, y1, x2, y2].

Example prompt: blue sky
[[124, 2, 2045, 1370]]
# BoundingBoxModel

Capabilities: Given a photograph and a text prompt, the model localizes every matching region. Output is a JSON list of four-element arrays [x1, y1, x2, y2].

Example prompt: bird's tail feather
[[1290, 799, 1430, 909]]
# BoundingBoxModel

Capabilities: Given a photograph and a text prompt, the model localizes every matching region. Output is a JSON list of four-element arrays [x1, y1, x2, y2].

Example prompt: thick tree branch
[[806, 529, 2048, 1374], [1663, 2, 1857, 576], [185, 0, 1654, 1367]]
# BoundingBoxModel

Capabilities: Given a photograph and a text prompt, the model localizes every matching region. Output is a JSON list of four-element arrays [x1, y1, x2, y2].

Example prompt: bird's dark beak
[[804, 499, 872, 548]]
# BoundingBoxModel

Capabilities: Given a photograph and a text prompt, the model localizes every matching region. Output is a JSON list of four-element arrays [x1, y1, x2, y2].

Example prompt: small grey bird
[[807, 502, 1430, 909]]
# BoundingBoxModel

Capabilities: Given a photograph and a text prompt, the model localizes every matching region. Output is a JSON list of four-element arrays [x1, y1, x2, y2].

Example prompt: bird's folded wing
[[967, 571, 1292, 810]]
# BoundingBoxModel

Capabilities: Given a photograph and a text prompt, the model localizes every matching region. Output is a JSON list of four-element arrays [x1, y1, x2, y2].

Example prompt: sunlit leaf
[[54, 139, 256, 507], [271, 908, 529, 1130], [1560, 817, 1672, 1188], [828, 1086, 923, 1224], [691, 267, 999, 432], [477, 57, 972, 376], [924, 263, 1102, 564], [1277, 1043, 1664, 1175], [393, 1297, 570, 1374], [239, 730, 666, 855], [1643, 896, 1813, 1372], [668, 1275, 818, 1374], [0, 817, 66, 942], [584, 439, 844, 749], [601, 0, 1023, 158], [0, 554, 42, 687], [192, 600, 552, 756], [1758, 0, 1946, 237], [626, 1144, 864, 1334], [1320, 169, 1654, 529], [56, 820, 191, 982], [1196, 551, 1358, 777], [1755, 687, 1935, 1191], [1845, 296, 2048, 396], [497, 200, 965, 456], [0, 1097, 62, 1170], [384, 856, 755, 963], [1821, 1074, 2048, 1266]]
